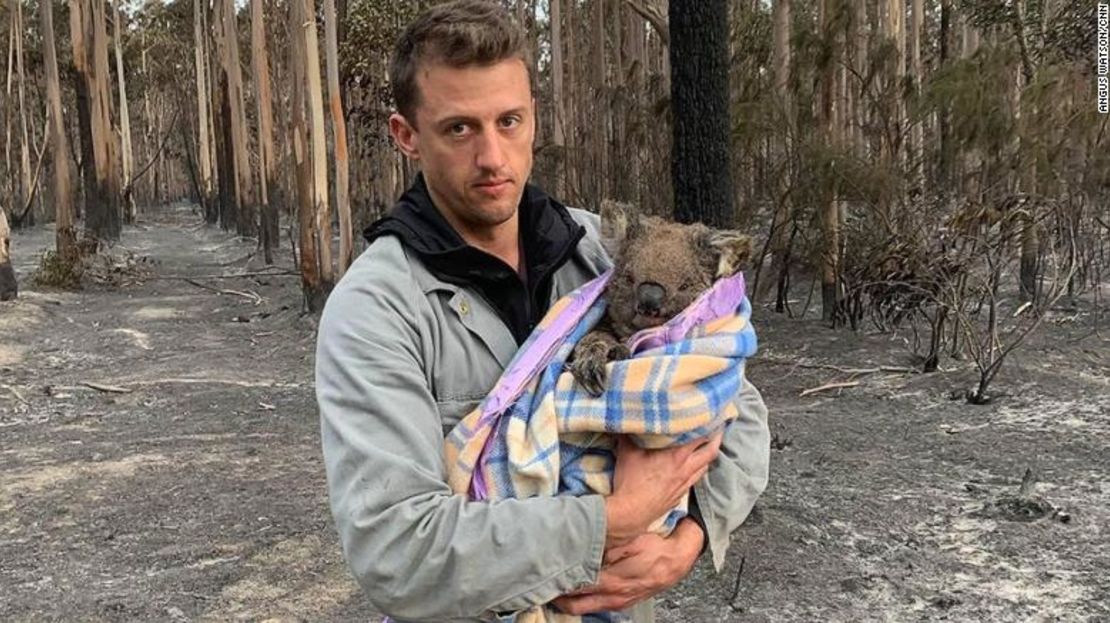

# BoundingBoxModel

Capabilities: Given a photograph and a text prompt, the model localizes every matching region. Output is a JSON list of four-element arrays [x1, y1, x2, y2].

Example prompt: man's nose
[[636, 281, 666, 315], [474, 128, 506, 171]]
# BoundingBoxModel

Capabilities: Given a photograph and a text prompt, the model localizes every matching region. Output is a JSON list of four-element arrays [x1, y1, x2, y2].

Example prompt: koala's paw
[[608, 343, 631, 361], [568, 343, 610, 397]]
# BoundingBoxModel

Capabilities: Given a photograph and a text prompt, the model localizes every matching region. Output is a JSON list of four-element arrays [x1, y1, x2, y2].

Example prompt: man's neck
[[427, 187, 522, 273], [458, 219, 521, 273]]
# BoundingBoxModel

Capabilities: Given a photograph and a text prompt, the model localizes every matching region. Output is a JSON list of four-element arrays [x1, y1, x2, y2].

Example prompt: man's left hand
[[551, 518, 705, 615]]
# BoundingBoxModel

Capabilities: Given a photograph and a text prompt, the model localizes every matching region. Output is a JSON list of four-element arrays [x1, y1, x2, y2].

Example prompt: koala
[[567, 200, 752, 396]]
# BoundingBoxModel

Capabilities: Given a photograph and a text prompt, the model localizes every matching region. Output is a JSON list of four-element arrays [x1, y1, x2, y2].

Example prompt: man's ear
[[389, 113, 420, 160], [705, 230, 752, 278], [599, 200, 640, 251]]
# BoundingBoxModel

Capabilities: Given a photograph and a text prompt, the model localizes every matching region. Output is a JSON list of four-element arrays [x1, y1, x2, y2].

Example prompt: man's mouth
[[473, 179, 511, 192]]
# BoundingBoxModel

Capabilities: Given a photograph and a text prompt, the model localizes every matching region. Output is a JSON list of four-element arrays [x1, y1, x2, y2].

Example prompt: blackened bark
[[214, 76, 238, 231], [669, 0, 733, 229], [75, 76, 96, 227]]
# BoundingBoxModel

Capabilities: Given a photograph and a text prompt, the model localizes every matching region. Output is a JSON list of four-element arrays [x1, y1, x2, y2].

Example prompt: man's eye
[[499, 116, 521, 129], [448, 123, 469, 136]]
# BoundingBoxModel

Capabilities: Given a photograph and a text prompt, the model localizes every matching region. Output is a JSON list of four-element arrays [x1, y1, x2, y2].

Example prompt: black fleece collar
[[363, 173, 585, 344]]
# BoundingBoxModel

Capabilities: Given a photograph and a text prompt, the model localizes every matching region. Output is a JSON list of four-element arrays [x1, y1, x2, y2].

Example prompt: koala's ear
[[599, 200, 640, 248], [706, 230, 753, 278]]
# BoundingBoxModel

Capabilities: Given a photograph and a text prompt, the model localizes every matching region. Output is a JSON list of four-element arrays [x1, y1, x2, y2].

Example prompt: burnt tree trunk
[[668, 0, 732, 229], [819, 0, 842, 323], [214, 74, 237, 231], [70, 0, 121, 245]]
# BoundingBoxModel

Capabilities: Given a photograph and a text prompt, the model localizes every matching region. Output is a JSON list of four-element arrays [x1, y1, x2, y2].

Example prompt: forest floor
[[2, 203, 1109, 622]]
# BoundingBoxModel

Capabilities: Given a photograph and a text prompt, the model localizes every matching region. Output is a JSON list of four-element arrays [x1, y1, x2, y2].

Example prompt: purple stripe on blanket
[[484, 270, 614, 417], [470, 270, 613, 500]]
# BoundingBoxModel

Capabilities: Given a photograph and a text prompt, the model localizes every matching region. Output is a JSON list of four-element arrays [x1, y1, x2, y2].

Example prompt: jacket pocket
[[435, 394, 484, 435]]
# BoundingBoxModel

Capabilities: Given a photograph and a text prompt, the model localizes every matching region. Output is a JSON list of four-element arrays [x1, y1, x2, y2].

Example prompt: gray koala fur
[[567, 200, 752, 396]]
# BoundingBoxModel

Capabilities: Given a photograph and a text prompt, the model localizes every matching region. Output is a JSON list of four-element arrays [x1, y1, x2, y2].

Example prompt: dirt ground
[[2, 204, 1108, 622]]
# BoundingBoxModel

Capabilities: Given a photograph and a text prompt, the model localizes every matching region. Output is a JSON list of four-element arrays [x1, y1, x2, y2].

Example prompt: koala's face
[[600, 201, 750, 338]]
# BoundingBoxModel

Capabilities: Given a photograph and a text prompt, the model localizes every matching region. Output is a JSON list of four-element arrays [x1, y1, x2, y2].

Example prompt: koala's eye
[[679, 279, 698, 292]]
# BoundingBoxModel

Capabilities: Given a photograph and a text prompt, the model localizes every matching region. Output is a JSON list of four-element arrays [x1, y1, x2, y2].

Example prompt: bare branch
[[126, 107, 182, 194], [800, 381, 861, 397], [14, 118, 51, 225], [625, 0, 668, 46]]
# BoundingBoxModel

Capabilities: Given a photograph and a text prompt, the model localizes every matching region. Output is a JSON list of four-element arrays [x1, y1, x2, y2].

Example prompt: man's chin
[[466, 196, 521, 226]]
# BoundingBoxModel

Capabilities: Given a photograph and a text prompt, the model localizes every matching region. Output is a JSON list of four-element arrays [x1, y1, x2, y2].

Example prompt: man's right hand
[[603, 431, 724, 548]]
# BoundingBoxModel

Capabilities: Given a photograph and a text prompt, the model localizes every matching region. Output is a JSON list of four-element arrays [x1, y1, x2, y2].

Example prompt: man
[[315, 2, 770, 621]]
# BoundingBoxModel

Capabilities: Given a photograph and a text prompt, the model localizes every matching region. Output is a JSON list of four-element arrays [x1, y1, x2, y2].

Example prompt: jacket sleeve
[[316, 268, 606, 621], [692, 376, 770, 571]]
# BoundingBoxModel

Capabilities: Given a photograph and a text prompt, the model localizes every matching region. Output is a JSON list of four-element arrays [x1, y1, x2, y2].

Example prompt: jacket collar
[[363, 173, 585, 291], [364, 174, 586, 360]]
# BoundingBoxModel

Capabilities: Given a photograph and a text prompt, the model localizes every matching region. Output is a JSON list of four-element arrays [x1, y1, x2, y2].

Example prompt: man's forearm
[[330, 477, 607, 620]]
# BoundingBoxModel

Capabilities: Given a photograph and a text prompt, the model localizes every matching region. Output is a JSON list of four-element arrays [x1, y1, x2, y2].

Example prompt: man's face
[[390, 58, 535, 238]]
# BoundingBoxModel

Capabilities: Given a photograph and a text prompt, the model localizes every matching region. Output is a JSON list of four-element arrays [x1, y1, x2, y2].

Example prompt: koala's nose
[[636, 282, 666, 315]]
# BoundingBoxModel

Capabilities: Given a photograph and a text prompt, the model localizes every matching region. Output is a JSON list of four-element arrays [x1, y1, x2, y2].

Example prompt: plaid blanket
[[443, 270, 757, 622]]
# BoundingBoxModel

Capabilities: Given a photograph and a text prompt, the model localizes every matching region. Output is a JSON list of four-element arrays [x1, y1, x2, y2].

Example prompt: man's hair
[[390, 0, 532, 125]]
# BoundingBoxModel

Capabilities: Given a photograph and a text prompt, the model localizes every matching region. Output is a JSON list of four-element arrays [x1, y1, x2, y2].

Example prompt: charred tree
[[668, 0, 733, 229]]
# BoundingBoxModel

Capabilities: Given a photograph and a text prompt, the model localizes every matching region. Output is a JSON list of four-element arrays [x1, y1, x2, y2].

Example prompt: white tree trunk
[[11, 0, 33, 221], [41, 0, 76, 259], [323, 0, 352, 276], [194, 0, 213, 211], [113, 0, 135, 220], [301, 0, 334, 284]]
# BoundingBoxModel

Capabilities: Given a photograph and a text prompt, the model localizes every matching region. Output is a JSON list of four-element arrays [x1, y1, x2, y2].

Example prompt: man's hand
[[552, 518, 705, 615], [604, 431, 723, 547]]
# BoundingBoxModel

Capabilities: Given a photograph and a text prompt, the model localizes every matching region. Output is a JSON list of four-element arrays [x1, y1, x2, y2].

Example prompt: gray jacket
[[316, 209, 770, 622]]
